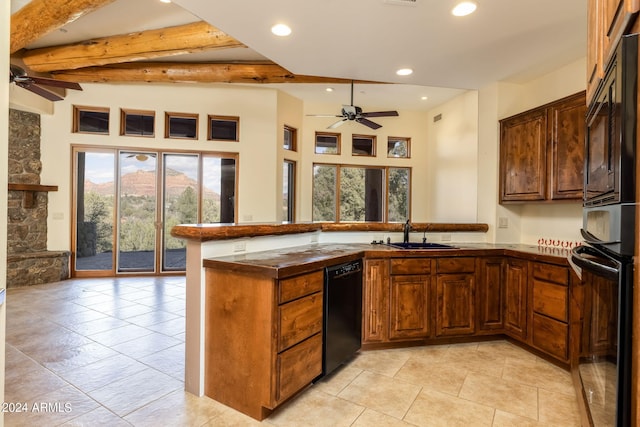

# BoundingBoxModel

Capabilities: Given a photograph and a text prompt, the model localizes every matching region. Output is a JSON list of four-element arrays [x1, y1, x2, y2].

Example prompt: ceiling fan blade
[[328, 119, 347, 129], [29, 76, 82, 91], [17, 83, 64, 101], [361, 111, 399, 118], [356, 117, 382, 130]]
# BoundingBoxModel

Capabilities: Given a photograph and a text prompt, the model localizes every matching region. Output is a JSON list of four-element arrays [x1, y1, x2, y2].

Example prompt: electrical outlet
[[310, 234, 319, 243], [233, 241, 246, 252], [441, 234, 451, 242], [498, 217, 509, 228], [52, 212, 64, 220]]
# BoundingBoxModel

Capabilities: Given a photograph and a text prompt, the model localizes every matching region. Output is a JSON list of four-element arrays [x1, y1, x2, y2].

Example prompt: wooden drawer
[[275, 333, 323, 404], [390, 258, 431, 275], [532, 279, 568, 322], [278, 270, 324, 304], [278, 292, 323, 352], [437, 257, 475, 274], [532, 313, 568, 361], [532, 262, 568, 286]]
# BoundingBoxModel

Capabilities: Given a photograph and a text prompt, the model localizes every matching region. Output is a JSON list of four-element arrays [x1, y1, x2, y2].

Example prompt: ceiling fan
[[9, 64, 82, 101], [308, 81, 399, 130]]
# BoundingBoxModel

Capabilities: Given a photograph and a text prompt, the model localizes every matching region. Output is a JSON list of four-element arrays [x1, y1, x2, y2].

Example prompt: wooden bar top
[[171, 222, 489, 242]]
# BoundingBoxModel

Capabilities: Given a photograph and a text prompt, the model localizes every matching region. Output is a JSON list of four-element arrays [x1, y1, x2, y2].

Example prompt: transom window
[[388, 137, 411, 158], [284, 125, 297, 151], [73, 105, 110, 134], [121, 109, 155, 137], [352, 135, 376, 157], [315, 132, 341, 154], [208, 115, 239, 141], [165, 112, 198, 139]]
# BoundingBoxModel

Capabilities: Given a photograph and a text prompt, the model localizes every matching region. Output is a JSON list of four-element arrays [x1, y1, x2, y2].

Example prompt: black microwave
[[584, 34, 637, 207]]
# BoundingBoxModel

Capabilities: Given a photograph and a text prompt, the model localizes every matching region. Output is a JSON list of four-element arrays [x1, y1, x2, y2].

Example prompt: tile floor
[[4, 277, 582, 426]]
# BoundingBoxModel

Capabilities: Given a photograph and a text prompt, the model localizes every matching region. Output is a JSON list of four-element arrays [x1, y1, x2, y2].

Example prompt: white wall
[[40, 83, 284, 250], [478, 57, 586, 244], [425, 90, 479, 222]]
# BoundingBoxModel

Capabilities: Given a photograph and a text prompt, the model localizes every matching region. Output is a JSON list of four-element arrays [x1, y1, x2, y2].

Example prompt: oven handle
[[570, 245, 620, 280], [580, 228, 621, 246]]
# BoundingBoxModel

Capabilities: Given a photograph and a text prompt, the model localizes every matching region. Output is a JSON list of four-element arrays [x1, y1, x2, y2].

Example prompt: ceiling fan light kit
[[308, 81, 399, 130]]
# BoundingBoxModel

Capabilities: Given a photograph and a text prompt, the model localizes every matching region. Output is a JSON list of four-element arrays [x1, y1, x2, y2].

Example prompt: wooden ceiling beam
[[21, 22, 247, 73], [11, 0, 117, 54], [49, 62, 371, 84]]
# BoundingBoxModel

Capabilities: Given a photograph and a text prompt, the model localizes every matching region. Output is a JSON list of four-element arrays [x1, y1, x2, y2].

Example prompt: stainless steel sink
[[388, 242, 457, 250]]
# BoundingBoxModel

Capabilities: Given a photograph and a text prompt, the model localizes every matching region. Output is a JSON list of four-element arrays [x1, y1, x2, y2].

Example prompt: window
[[312, 165, 337, 221], [388, 137, 411, 158], [165, 112, 198, 139], [315, 132, 341, 154], [283, 160, 295, 222], [284, 125, 297, 151], [73, 105, 109, 134], [121, 109, 155, 137], [312, 164, 410, 223], [352, 134, 376, 156], [208, 115, 239, 141]]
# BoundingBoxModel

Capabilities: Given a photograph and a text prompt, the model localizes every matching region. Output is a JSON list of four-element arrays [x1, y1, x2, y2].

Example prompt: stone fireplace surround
[[7, 108, 69, 287]]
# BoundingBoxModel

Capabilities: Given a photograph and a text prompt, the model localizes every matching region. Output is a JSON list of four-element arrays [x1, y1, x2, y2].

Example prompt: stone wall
[[7, 109, 69, 287]]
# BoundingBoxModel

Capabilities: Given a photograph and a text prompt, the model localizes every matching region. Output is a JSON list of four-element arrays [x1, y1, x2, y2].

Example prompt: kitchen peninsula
[[172, 222, 582, 421]]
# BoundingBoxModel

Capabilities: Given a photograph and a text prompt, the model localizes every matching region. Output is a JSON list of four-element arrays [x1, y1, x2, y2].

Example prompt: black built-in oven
[[575, 33, 637, 427]]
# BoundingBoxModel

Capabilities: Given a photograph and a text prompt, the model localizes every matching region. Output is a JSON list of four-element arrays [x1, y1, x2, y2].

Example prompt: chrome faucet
[[403, 219, 411, 243]]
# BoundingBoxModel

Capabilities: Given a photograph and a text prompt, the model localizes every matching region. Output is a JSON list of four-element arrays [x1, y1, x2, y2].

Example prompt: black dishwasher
[[322, 259, 363, 377]]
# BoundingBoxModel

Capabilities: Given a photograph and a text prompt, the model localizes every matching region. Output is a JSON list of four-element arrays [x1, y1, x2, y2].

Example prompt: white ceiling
[[11, 0, 587, 111]]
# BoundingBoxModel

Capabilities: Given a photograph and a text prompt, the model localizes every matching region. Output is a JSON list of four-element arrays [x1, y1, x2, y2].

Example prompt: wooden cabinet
[[389, 274, 430, 340], [529, 262, 571, 362], [363, 258, 431, 343], [204, 268, 323, 420], [435, 257, 475, 336], [477, 257, 504, 332], [504, 258, 528, 340], [587, 0, 639, 104], [363, 259, 389, 343], [499, 92, 586, 203]]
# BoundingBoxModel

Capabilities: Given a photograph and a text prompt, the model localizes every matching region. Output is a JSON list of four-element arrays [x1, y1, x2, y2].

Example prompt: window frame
[[208, 115, 240, 142], [165, 112, 199, 140], [284, 125, 297, 151], [120, 108, 155, 137], [73, 105, 110, 135], [387, 136, 411, 158], [352, 134, 377, 157], [314, 132, 341, 155], [283, 160, 296, 222]]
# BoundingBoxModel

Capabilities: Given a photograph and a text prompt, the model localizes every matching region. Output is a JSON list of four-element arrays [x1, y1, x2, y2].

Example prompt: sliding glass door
[[73, 147, 237, 277]]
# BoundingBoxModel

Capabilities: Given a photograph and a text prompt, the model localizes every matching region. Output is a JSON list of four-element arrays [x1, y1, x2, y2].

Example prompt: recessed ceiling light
[[396, 68, 413, 76], [452, 1, 477, 16], [326, 87, 334, 92], [271, 24, 292, 37], [160, 0, 171, 3], [421, 96, 428, 100]]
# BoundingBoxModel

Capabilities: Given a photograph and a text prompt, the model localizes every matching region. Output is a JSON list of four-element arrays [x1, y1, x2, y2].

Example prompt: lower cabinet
[[477, 257, 504, 332], [363, 254, 576, 364], [435, 257, 476, 336], [504, 258, 528, 340], [389, 274, 430, 340], [204, 268, 323, 420], [529, 261, 570, 362], [363, 259, 390, 343]]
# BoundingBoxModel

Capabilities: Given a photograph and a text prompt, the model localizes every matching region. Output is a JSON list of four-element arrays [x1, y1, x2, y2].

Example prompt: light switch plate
[[498, 217, 509, 228]]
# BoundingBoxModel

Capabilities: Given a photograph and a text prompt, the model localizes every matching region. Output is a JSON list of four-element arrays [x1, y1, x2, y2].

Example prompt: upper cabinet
[[587, 0, 640, 105], [499, 91, 586, 203]]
